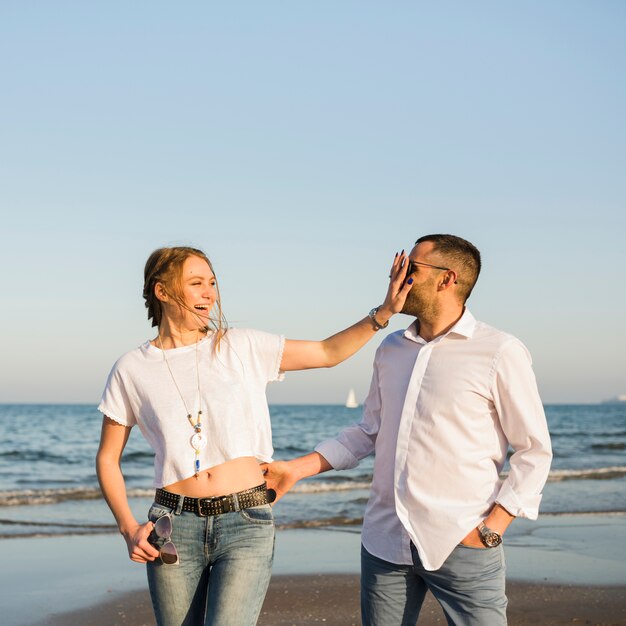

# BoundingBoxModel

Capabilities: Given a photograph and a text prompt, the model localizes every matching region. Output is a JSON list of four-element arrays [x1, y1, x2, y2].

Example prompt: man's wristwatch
[[368, 307, 389, 331], [477, 522, 502, 548]]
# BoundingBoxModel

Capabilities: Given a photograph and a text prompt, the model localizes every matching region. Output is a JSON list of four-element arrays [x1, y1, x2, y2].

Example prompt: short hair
[[415, 234, 481, 303]]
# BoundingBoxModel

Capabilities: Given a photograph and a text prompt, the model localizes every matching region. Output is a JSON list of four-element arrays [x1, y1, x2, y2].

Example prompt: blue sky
[[1, 1, 624, 404]]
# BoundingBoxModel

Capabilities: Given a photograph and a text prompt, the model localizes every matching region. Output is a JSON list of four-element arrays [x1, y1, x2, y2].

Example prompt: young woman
[[96, 245, 411, 626]]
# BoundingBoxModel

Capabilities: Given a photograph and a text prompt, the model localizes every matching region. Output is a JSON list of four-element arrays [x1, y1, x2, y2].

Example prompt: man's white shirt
[[316, 309, 552, 571]]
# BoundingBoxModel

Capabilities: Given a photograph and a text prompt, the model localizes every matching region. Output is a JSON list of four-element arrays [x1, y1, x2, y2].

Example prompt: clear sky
[[1, 1, 624, 405]]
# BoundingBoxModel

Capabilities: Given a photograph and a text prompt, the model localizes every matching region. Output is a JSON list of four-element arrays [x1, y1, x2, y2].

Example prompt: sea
[[0, 403, 625, 539]]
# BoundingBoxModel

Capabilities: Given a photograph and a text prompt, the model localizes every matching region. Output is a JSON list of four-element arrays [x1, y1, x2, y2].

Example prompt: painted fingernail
[[401, 249, 405, 255], [408, 278, 413, 285]]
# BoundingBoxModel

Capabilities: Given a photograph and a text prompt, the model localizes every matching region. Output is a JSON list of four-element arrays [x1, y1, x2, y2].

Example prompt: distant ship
[[345, 388, 359, 408], [602, 394, 626, 404]]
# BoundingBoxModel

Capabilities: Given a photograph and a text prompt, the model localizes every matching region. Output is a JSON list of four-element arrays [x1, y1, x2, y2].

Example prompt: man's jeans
[[146, 500, 275, 626], [361, 543, 507, 626]]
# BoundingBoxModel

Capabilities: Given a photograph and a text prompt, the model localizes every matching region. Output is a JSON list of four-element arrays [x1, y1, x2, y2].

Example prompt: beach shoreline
[[4, 513, 626, 626]]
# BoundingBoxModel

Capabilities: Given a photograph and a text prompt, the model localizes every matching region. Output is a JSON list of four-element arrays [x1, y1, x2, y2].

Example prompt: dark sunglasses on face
[[151, 513, 179, 565], [407, 260, 458, 284]]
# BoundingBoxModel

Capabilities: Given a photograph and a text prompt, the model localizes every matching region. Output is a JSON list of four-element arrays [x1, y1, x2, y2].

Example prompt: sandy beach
[[5, 514, 626, 626], [35, 576, 626, 626]]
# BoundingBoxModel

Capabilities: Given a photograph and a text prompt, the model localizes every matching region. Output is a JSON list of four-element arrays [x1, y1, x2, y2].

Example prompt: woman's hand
[[375, 251, 413, 322], [122, 521, 160, 563]]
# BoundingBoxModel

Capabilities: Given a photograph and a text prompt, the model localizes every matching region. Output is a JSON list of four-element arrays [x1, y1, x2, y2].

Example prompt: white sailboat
[[345, 388, 358, 408]]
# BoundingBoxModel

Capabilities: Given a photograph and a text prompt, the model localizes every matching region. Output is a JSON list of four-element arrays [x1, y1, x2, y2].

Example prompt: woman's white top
[[98, 328, 285, 488]]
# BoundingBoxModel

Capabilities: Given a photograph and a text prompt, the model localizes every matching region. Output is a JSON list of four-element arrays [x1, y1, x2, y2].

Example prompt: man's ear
[[440, 271, 458, 290]]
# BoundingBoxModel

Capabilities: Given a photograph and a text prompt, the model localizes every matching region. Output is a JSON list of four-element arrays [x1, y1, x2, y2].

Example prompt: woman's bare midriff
[[162, 456, 266, 499]]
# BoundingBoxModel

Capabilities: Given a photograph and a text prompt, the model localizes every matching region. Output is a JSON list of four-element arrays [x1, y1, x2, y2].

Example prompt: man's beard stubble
[[401, 284, 439, 320]]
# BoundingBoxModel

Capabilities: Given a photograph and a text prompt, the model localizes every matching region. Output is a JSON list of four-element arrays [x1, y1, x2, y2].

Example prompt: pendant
[[190, 432, 207, 451]]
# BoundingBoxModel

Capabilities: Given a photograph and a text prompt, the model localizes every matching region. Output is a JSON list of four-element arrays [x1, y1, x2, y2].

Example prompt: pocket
[[239, 503, 274, 525], [452, 543, 505, 575], [147, 502, 173, 523], [457, 543, 489, 551]]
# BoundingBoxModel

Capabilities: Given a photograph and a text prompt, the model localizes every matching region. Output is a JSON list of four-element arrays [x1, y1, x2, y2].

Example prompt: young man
[[263, 234, 553, 625]]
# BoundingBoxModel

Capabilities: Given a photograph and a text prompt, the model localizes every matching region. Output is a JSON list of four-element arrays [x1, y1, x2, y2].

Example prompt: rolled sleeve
[[315, 438, 361, 470], [315, 361, 382, 471], [492, 340, 553, 519]]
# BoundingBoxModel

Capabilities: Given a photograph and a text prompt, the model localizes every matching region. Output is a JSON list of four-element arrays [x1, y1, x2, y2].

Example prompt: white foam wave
[[2, 466, 625, 507], [291, 481, 372, 494], [0, 486, 154, 506], [545, 466, 626, 482]]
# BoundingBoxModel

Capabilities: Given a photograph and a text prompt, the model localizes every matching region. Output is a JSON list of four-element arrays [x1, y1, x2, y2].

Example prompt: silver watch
[[478, 522, 502, 548], [368, 307, 389, 331]]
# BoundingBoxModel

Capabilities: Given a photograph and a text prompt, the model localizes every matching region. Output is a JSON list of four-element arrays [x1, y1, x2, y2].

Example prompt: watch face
[[479, 523, 502, 547]]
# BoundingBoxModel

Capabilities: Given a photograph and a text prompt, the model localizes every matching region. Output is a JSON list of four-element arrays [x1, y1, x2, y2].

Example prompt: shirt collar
[[403, 308, 476, 344]]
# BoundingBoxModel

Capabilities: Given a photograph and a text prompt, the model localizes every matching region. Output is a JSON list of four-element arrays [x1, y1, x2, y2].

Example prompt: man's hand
[[261, 460, 300, 503], [460, 504, 515, 548], [261, 452, 333, 504], [460, 526, 487, 548]]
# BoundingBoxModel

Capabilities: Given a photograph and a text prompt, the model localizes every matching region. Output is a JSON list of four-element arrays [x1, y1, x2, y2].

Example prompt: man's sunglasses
[[152, 513, 179, 565], [407, 260, 458, 284]]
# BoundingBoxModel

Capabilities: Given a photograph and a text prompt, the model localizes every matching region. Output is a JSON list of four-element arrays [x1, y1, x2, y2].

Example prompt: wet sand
[[36, 575, 626, 625]]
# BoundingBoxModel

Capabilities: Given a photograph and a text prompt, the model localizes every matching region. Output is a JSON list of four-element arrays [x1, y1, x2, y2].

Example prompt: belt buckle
[[196, 497, 210, 517], [221, 495, 234, 513]]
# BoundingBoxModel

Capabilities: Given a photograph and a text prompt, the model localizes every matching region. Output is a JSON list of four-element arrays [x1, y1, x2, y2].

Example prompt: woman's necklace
[[157, 332, 207, 479]]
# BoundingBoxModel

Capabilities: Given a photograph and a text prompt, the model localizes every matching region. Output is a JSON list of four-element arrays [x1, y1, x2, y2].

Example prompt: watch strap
[[369, 307, 389, 331]]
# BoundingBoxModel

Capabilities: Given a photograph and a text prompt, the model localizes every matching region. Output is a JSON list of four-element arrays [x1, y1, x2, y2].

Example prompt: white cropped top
[[98, 328, 285, 488]]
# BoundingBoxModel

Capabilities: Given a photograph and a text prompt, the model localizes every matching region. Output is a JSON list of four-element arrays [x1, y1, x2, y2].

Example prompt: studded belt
[[154, 483, 273, 517]]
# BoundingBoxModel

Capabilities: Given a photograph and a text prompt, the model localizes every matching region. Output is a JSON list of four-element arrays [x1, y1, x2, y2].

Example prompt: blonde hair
[[143, 247, 227, 343]]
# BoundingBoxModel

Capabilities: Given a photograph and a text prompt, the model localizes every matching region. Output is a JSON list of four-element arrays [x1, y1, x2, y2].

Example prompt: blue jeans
[[146, 500, 275, 626], [361, 543, 507, 626]]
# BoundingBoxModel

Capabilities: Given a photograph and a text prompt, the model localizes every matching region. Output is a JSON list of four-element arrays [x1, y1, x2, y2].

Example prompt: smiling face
[[156, 254, 218, 331], [178, 255, 218, 324]]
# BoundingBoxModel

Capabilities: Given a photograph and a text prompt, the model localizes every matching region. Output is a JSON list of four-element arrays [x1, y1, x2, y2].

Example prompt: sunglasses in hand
[[150, 513, 179, 565]]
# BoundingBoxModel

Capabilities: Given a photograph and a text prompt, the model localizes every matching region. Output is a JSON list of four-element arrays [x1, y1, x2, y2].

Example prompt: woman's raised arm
[[280, 252, 412, 372]]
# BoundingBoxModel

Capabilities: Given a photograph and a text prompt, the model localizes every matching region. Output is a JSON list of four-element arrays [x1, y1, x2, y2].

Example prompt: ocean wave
[[122, 451, 155, 461], [0, 518, 115, 530], [590, 443, 625, 450], [276, 510, 626, 529], [550, 430, 626, 438], [291, 481, 372, 494], [0, 481, 372, 506], [276, 516, 363, 530], [1, 466, 625, 507], [0, 450, 82, 464], [275, 445, 309, 454], [0, 486, 154, 506], [546, 466, 626, 482]]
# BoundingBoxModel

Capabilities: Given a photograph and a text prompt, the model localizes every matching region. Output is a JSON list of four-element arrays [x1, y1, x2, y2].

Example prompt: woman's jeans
[[361, 543, 507, 626], [146, 500, 275, 626]]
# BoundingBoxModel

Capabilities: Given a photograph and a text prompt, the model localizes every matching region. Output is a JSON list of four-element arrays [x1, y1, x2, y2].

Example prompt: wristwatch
[[477, 522, 502, 548], [368, 307, 389, 331]]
